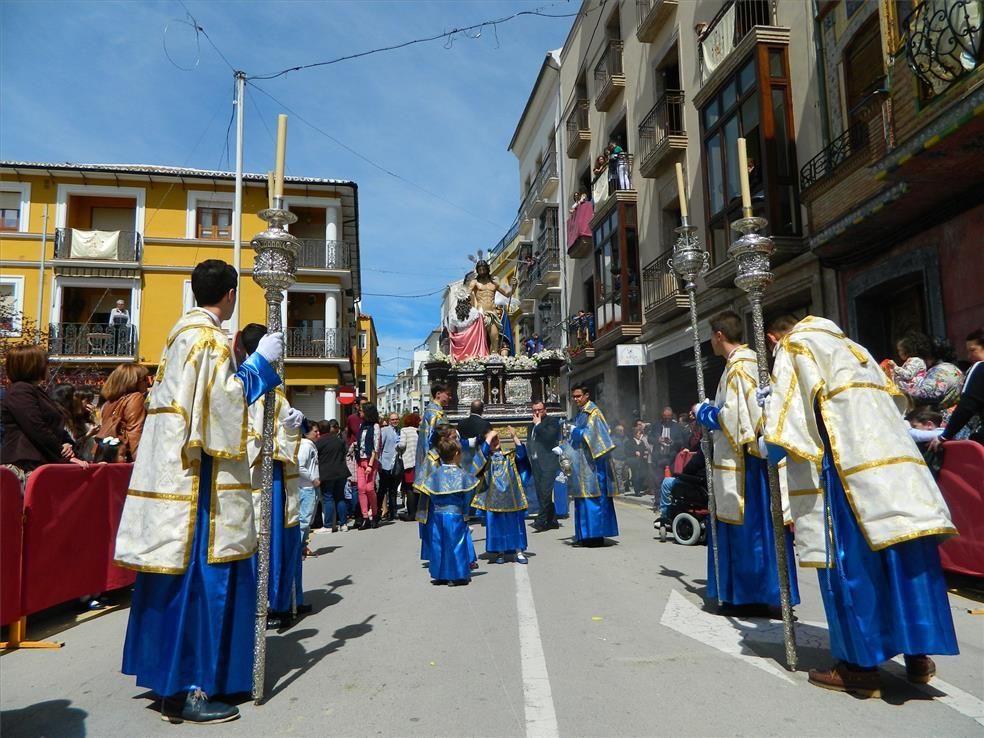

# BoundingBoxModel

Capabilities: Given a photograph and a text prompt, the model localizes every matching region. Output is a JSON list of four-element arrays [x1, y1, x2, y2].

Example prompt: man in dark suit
[[527, 400, 561, 531], [457, 399, 492, 445]]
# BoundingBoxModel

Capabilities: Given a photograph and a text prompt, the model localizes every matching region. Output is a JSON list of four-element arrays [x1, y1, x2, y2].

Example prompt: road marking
[[514, 564, 560, 738], [661, 590, 984, 727]]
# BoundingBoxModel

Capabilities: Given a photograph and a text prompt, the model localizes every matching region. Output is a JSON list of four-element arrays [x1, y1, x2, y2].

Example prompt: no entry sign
[[337, 386, 357, 405]]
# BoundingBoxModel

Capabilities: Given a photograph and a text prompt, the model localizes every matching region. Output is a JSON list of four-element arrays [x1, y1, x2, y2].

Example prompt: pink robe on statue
[[450, 318, 489, 361]]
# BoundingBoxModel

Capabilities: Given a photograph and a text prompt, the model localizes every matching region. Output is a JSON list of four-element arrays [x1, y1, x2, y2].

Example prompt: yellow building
[[353, 313, 378, 403], [0, 161, 361, 422]]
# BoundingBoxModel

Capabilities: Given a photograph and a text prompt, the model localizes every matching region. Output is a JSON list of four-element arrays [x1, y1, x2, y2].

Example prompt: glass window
[[772, 89, 790, 176], [725, 116, 741, 203], [703, 98, 720, 129], [706, 134, 724, 214], [0, 191, 20, 231], [769, 49, 785, 78], [197, 206, 232, 240], [739, 59, 756, 93]]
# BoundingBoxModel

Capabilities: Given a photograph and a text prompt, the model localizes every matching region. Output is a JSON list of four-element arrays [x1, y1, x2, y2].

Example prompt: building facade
[[0, 161, 362, 421]]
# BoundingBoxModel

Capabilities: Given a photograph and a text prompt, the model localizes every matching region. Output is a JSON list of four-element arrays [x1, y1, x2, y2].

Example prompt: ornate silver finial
[[728, 215, 774, 294], [668, 219, 709, 289]]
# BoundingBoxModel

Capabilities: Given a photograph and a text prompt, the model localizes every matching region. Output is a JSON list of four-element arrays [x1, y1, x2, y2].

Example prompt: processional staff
[[728, 138, 797, 671], [251, 115, 300, 702], [668, 162, 722, 606]]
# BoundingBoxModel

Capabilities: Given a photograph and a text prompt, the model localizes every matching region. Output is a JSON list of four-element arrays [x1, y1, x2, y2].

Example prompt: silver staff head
[[728, 215, 774, 294], [668, 220, 709, 289], [251, 205, 300, 292]]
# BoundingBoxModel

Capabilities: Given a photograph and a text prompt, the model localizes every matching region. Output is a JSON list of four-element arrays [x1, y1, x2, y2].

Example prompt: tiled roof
[[0, 160, 355, 187]]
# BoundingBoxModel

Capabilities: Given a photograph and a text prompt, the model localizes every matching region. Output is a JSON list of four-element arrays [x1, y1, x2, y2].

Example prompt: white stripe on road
[[514, 563, 560, 738]]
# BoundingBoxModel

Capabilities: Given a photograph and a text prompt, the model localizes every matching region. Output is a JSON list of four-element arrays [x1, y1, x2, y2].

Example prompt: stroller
[[654, 469, 709, 546]]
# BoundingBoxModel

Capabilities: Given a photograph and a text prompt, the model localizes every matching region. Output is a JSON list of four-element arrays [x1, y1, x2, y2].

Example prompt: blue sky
[[0, 0, 574, 382]]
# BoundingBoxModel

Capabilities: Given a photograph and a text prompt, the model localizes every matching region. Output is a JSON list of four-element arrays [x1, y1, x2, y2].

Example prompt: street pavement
[[2, 498, 983, 737]]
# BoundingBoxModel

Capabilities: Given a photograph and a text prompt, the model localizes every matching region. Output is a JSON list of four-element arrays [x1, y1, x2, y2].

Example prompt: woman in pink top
[[356, 404, 382, 529]]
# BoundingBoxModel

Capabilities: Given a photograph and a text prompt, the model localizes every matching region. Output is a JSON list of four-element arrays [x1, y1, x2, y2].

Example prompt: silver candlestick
[[667, 217, 721, 606], [250, 198, 299, 703], [728, 211, 797, 672]]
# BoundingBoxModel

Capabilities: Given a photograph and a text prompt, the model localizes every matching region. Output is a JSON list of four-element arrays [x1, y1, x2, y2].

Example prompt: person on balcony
[[1, 345, 88, 486], [115, 259, 285, 725], [109, 299, 130, 325]]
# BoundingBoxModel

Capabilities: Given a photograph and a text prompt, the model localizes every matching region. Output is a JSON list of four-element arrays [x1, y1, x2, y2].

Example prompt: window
[[0, 275, 25, 336], [591, 203, 641, 334], [358, 331, 368, 350], [197, 205, 232, 240], [700, 47, 799, 264], [0, 184, 30, 232], [843, 16, 884, 127]]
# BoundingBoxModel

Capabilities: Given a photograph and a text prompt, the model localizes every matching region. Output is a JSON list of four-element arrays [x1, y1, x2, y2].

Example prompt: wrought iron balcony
[[48, 322, 137, 358], [637, 0, 679, 42], [594, 40, 626, 112], [529, 234, 560, 299], [904, 0, 983, 100], [54, 228, 141, 262], [589, 154, 636, 230], [642, 252, 688, 322], [285, 327, 349, 360], [530, 151, 560, 216], [799, 123, 869, 191], [638, 91, 687, 177], [294, 239, 351, 270], [566, 99, 591, 158]]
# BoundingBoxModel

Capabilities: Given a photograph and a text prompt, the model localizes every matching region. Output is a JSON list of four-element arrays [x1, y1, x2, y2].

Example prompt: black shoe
[[266, 613, 283, 629], [371, 519, 379, 529], [531, 523, 547, 532], [163, 689, 239, 724], [359, 519, 371, 531], [547, 521, 561, 530]]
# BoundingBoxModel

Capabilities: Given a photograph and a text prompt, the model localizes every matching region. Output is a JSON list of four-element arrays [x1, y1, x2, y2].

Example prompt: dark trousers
[[379, 467, 399, 519], [321, 477, 348, 529], [532, 462, 558, 528]]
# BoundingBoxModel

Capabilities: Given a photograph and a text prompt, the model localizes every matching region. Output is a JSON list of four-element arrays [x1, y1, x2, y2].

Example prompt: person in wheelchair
[[654, 448, 707, 544]]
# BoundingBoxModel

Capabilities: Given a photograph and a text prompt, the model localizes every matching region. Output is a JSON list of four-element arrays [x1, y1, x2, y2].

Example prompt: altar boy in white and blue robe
[[417, 432, 494, 585], [115, 260, 283, 724], [237, 324, 306, 627], [568, 384, 619, 546], [471, 426, 530, 564], [696, 310, 799, 615], [763, 314, 957, 698]]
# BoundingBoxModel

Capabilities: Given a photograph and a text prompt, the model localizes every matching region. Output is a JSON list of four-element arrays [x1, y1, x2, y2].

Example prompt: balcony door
[[284, 287, 341, 358], [51, 277, 140, 357]]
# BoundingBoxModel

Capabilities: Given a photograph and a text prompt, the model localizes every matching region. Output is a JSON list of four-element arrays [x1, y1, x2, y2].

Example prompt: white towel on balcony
[[701, 3, 736, 81], [70, 229, 119, 260]]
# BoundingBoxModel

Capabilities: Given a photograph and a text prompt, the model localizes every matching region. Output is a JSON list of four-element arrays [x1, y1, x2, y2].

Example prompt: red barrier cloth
[[0, 467, 24, 626], [21, 463, 136, 616], [565, 200, 593, 249], [937, 441, 984, 578]]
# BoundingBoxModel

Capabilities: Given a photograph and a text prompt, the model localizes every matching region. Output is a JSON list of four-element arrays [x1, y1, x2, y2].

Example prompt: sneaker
[[162, 689, 239, 724], [515, 552, 528, 564], [494, 555, 506, 565], [340, 524, 348, 532]]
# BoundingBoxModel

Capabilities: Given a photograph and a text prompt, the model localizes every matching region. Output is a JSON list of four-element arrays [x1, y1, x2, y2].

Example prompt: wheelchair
[[654, 477, 709, 546]]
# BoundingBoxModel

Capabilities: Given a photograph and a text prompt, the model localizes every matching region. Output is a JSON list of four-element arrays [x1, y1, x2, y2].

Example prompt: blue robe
[[414, 401, 445, 561], [570, 401, 619, 542], [473, 446, 531, 553], [705, 451, 800, 607], [122, 353, 279, 697], [265, 461, 302, 613], [808, 423, 958, 667], [423, 464, 481, 582]]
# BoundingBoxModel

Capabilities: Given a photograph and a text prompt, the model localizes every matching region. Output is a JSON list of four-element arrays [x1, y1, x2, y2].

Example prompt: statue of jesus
[[467, 259, 515, 355]]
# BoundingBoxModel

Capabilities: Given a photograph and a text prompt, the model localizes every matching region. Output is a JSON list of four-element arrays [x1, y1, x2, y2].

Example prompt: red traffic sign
[[337, 386, 357, 405]]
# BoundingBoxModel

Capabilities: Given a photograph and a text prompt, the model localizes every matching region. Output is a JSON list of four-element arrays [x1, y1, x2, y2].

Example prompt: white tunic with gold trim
[[115, 309, 256, 574], [763, 316, 955, 567], [246, 390, 301, 528], [710, 346, 764, 524]]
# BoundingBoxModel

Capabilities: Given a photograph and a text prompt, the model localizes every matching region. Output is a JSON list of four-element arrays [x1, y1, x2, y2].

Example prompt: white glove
[[757, 436, 768, 459], [255, 331, 284, 364], [284, 407, 304, 429], [551, 446, 564, 457], [754, 385, 772, 408]]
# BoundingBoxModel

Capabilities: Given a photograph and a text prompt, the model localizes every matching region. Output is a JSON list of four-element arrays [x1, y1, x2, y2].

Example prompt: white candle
[[274, 114, 288, 198], [737, 137, 752, 212], [675, 162, 688, 219], [266, 170, 274, 209]]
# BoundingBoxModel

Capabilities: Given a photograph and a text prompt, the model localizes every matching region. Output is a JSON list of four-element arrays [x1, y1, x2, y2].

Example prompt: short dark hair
[[4, 345, 48, 383], [430, 380, 449, 398], [317, 419, 331, 434], [470, 399, 484, 415], [907, 408, 942, 426], [435, 434, 461, 463], [966, 328, 984, 347], [710, 310, 743, 343], [191, 259, 238, 307], [897, 331, 933, 361], [239, 323, 267, 355], [767, 314, 800, 335], [571, 382, 589, 395]]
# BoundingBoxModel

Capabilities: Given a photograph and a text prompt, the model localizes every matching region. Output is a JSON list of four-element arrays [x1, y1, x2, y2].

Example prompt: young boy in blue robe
[[419, 432, 494, 586], [472, 427, 530, 564]]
